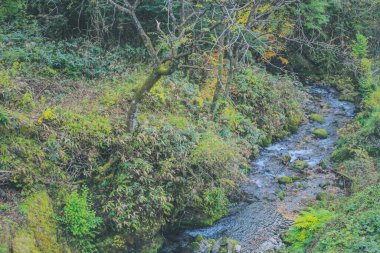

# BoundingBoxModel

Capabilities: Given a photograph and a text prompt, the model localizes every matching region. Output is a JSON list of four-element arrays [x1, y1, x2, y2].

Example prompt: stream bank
[[160, 86, 355, 253]]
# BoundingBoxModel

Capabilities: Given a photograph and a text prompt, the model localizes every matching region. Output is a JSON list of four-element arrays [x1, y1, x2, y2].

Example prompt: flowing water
[[161, 86, 355, 253]]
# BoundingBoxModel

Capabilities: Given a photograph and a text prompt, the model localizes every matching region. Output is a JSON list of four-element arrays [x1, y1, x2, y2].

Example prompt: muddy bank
[[161, 86, 355, 253]]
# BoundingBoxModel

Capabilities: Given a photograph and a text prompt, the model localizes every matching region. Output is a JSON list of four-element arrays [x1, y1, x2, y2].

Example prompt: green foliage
[[331, 84, 380, 187], [0, 107, 9, 126], [352, 33, 369, 59], [192, 132, 237, 168], [329, 75, 358, 101], [0, 0, 26, 22], [298, 0, 333, 36], [310, 186, 380, 252], [61, 187, 102, 252], [198, 188, 229, 225], [285, 208, 334, 252], [0, 24, 140, 79], [233, 67, 303, 143]]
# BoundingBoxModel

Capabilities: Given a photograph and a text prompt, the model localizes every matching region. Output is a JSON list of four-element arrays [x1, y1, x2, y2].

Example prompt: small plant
[[38, 108, 57, 124], [281, 155, 291, 165], [352, 33, 368, 59], [312, 128, 328, 139], [309, 114, 324, 123], [60, 187, 102, 252]]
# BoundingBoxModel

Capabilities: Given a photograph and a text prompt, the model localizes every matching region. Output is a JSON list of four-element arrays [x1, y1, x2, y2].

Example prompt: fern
[[285, 208, 334, 252]]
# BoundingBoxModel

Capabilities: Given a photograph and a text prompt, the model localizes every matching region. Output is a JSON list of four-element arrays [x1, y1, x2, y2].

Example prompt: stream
[[161, 86, 355, 253]]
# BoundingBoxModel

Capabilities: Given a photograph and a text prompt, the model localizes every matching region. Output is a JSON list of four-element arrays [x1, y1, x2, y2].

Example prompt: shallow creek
[[161, 86, 355, 253]]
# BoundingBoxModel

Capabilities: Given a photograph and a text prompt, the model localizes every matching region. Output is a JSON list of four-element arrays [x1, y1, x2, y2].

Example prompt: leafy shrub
[[61, 187, 102, 252], [233, 67, 303, 141], [0, 0, 25, 22]]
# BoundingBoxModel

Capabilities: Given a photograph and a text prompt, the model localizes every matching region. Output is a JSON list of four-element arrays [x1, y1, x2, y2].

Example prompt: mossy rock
[[309, 114, 325, 123], [291, 160, 309, 172], [13, 191, 63, 253], [277, 176, 297, 184], [312, 128, 329, 139]]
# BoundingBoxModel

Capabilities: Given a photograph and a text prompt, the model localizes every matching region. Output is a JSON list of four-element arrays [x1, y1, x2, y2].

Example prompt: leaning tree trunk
[[211, 33, 226, 118], [127, 60, 176, 132]]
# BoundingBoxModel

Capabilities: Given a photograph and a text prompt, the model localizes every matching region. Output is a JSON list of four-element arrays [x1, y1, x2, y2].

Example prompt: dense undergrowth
[[0, 23, 305, 252], [0, 1, 379, 252]]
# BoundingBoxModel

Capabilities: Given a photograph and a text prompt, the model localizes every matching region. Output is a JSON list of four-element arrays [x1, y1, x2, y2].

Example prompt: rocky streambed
[[161, 86, 355, 253]]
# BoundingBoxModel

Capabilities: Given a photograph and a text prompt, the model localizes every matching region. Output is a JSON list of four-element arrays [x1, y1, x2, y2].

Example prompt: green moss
[[312, 128, 328, 139], [14, 191, 61, 253], [277, 176, 298, 184], [309, 114, 324, 123], [291, 160, 309, 172]]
